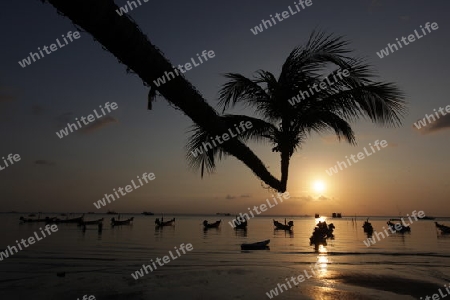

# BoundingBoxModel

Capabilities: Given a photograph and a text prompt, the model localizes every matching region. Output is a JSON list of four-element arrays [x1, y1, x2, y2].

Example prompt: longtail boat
[[363, 218, 374, 234], [241, 239, 270, 250], [387, 219, 410, 233], [111, 217, 134, 226], [48, 214, 84, 224], [273, 219, 293, 230], [233, 216, 248, 229], [20, 216, 56, 223], [155, 217, 175, 227], [79, 218, 104, 226], [203, 220, 221, 229], [435, 222, 450, 234]]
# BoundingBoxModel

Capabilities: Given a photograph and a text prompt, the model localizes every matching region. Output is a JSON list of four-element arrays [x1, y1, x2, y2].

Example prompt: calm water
[[1, 213, 450, 299]]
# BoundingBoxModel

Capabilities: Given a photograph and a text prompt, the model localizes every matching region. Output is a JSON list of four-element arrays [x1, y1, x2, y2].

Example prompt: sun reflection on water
[[316, 245, 329, 278], [315, 216, 327, 223]]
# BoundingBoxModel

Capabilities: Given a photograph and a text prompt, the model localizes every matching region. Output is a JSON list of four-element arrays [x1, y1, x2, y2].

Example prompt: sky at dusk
[[1, 0, 449, 216]]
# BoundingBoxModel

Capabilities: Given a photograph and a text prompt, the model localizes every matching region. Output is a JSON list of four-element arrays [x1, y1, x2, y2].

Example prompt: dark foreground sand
[[1, 265, 446, 300]]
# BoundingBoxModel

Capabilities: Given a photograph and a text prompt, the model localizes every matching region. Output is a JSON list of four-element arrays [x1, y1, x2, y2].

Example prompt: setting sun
[[313, 181, 326, 193]]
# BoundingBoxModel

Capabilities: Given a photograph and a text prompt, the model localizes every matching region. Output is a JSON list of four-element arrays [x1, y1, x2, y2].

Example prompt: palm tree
[[42, 1, 405, 192], [186, 31, 406, 191], [42, 0, 283, 191]]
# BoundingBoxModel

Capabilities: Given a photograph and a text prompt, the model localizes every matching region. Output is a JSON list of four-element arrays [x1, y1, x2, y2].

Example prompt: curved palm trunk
[[280, 151, 289, 192], [42, 0, 284, 191]]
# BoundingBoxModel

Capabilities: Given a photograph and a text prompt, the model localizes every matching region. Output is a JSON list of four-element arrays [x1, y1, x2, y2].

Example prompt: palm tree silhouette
[[43, 1, 405, 192], [187, 31, 406, 190]]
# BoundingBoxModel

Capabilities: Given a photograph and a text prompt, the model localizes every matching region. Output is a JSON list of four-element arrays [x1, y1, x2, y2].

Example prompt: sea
[[1, 213, 449, 300]]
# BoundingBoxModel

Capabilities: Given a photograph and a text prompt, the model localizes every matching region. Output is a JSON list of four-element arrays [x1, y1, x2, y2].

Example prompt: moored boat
[[435, 222, 450, 234], [79, 218, 104, 226], [362, 218, 374, 234], [233, 216, 248, 229], [155, 217, 175, 227], [111, 217, 134, 226], [387, 219, 410, 233], [241, 239, 270, 250], [203, 220, 221, 229], [273, 219, 293, 230], [47, 214, 84, 224], [20, 216, 56, 223]]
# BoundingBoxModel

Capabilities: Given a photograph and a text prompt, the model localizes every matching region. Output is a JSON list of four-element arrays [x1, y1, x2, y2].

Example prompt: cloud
[[413, 114, 450, 135], [34, 160, 56, 166], [225, 194, 236, 200], [291, 196, 314, 202], [317, 196, 330, 201], [79, 116, 118, 134]]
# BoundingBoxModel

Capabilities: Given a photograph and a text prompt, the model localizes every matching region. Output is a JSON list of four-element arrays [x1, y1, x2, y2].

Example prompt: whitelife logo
[[152, 50, 215, 87], [93, 172, 155, 209], [0, 153, 21, 172], [115, 0, 149, 16], [190, 121, 253, 158], [362, 210, 426, 247], [376, 22, 438, 59], [131, 243, 193, 280], [18, 31, 81, 68], [228, 192, 290, 228], [265, 260, 323, 298], [56, 102, 118, 139], [288, 69, 350, 106], [0, 225, 58, 261], [250, 0, 313, 35], [76, 296, 95, 300], [413, 105, 450, 130], [325, 140, 388, 176]]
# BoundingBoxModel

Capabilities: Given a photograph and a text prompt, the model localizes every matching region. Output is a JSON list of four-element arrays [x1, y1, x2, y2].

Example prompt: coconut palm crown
[[186, 31, 406, 190]]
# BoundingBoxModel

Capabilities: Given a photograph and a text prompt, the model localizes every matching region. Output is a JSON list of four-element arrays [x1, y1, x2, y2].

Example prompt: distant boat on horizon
[[106, 210, 118, 215], [142, 211, 155, 215]]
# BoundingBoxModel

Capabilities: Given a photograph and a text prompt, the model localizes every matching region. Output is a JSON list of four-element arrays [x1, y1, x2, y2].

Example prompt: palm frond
[[220, 114, 279, 144], [185, 125, 228, 177], [296, 110, 356, 145], [217, 73, 270, 113]]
